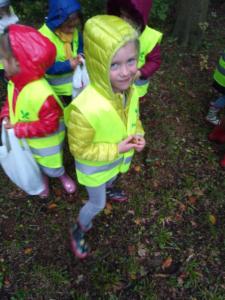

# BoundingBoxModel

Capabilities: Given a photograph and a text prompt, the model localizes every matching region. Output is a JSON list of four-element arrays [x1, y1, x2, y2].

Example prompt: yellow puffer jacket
[[67, 15, 144, 162]]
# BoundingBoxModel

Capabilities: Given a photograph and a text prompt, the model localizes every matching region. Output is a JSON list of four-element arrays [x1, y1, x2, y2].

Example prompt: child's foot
[[59, 173, 76, 194], [70, 223, 89, 259], [39, 175, 49, 198], [106, 187, 128, 203]]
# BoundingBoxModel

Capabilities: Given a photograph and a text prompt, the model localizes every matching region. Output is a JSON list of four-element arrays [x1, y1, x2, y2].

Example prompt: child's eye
[[127, 58, 136, 65], [110, 63, 119, 70]]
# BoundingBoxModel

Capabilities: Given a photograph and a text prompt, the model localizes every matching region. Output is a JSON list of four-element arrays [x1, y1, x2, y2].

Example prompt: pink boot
[[59, 173, 76, 194], [39, 175, 49, 199]]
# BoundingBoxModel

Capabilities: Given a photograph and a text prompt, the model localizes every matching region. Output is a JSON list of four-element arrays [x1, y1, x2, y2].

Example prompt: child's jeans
[[78, 176, 117, 228], [212, 95, 225, 109]]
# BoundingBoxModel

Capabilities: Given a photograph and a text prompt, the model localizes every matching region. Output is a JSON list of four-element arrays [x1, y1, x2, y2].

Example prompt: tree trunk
[[173, 0, 210, 49]]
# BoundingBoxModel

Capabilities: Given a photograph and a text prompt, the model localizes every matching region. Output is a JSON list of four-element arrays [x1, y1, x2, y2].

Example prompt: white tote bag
[[72, 58, 90, 98], [0, 124, 45, 195]]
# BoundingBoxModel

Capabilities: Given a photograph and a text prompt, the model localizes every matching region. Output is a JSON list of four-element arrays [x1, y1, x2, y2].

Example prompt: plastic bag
[[72, 58, 90, 98], [0, 123, 45, 195]]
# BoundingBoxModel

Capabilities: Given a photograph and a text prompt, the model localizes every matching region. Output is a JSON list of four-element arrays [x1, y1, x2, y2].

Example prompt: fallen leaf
[[209, 214, 217, 225], [24, 248, 32, 255], [134, 165, 141, 172], [48, 203, 57, 210], [104, 203, 113, 215], [134, 218, 141, 225], [162, 257, 173, 269], [179, 203, 187, 212], [188, 196, 197, 205]]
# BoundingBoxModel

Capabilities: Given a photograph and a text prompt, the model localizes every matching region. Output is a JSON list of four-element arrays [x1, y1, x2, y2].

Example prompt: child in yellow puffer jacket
[[66, 15, 146, 259]]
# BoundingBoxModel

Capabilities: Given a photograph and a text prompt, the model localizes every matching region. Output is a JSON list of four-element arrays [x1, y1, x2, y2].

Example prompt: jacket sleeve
[[14, 96, 63, 138], [46, 60, 72, 75], [77, 32, 84, 54], [68, 106, 119, 162], [0, 98, 9, 121], [139, 44, 161, 79]]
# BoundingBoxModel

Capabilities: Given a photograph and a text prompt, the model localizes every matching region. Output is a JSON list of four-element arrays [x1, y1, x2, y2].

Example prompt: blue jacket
[[45, 0, 83, 75]]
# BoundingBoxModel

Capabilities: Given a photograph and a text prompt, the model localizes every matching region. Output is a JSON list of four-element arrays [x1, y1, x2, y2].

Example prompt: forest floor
[[0, 3, 225, 300]]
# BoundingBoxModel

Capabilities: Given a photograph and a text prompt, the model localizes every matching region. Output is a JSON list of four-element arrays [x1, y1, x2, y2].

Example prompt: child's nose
[[120, 64, 129, 76]]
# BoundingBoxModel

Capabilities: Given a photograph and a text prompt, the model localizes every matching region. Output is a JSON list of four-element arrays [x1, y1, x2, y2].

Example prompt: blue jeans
[[212, 95, 225, 109]]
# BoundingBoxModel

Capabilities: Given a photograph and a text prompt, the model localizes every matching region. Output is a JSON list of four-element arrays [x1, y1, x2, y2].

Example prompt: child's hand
[[132, 135, 146, 152], [3, 117, 14, 129], [70, 55, 82, 70], [118, 136, 136, 153], [134, 70, 141, 80], [4, 122, 14, 129]]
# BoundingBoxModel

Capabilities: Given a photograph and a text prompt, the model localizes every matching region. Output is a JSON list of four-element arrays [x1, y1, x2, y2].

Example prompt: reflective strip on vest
[[47, 74, 73, 86], [30, 143, 63, 157], [75, 156, 132, 175], [217, 64, 225, 76]]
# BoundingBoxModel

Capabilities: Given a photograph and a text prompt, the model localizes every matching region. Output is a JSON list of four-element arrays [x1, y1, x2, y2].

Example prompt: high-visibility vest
[[135, 26, 162, 97], [8, 79, 65, 168], [39, 24, 79, 96], [67, 85, 139, 187], [213, 51, 225, 88]]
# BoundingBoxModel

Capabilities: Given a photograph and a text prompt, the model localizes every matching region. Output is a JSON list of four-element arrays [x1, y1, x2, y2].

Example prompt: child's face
[[0, 37, 19, 77], [59, 13, 80, 34], [110, 41, 138, 93], [2, 55, 19, 77]]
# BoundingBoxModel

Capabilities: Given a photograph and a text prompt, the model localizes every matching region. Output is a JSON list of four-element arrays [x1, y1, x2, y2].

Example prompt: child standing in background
[[39, 0, 83, 105], [66, 15, 146, 259], [0, 25, 76, 198], [0, 0, 19, 88], [206, 49, 225, 126], [107, 0, 162, 99]]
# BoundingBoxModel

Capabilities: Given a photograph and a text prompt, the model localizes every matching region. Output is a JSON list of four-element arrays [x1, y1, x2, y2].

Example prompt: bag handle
[[1, 122, 10, 152]]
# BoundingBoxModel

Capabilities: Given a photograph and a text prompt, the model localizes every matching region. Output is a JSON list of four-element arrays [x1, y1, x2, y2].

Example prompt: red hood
[[107, 0, 152, 31], [8, 24, 56, 88]]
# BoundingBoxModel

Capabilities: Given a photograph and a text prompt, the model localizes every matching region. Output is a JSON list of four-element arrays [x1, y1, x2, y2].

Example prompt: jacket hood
[[8, 24, 56, 87], [84, 15, 138, 100], [107, 0, 152, 31], [46, 0, 81, 31]]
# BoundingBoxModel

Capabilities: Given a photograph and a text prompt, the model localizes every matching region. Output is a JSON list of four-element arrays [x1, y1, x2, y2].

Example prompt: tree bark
[[173, 0, 210, 49]]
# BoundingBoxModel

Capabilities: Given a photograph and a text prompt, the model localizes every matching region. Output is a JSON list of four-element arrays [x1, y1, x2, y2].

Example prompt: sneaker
[[205, 105, 221, 126], [39, 175, 49, 199], [59, 173, 76, 194], [106, 187, 128, 203], [70, 223, 89, 259]]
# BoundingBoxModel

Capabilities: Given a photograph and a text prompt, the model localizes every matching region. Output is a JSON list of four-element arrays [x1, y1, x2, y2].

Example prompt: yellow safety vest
[[66, 85, 139, 187], [135, 26, 162, 97], [8, 79, 65, 168], [213, 51, 225, 88], [39, 24, 79, 96]]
